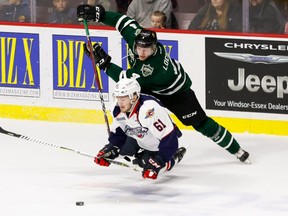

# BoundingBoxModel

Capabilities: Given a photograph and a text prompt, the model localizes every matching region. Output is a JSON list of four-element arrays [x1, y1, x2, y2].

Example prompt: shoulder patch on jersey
[[141, 64, 154, 77], [116, 116, 126, 121], [145, 108, 155, 119], [135, 29, 141, 36]]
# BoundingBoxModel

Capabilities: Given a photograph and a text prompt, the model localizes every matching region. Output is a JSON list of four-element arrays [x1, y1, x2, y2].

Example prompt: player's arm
[[106, 64, 140, 83], [108, 127, 127, 148], [97, 10, 143, 45], [77, 4, 142, 45], [94, 127, 128, 166], [94, 109, 127, 167]]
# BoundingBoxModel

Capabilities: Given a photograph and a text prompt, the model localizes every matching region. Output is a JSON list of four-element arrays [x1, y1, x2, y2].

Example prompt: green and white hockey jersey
[[102, 11, 192, 96]]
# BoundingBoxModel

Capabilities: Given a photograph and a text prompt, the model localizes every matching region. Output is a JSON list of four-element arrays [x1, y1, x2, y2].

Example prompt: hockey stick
[[82, 19, 110, 136], [0, 126, 135, 169]]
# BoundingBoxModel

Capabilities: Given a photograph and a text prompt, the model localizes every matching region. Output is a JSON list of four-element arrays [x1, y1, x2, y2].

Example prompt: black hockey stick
[[82, 19, 111, 136], [0, 126, 135, 169]]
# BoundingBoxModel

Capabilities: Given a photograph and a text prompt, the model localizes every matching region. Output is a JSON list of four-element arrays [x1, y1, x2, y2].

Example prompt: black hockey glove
[[77, 4, 105, 22], [94, 144, 120, 167], [83, 42, 111, 70], [142, 155, 165, 180], [132, 151, 145, 167]]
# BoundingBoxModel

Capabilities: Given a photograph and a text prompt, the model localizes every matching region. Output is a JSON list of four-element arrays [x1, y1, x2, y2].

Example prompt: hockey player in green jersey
[[77, 4, 250, 163]]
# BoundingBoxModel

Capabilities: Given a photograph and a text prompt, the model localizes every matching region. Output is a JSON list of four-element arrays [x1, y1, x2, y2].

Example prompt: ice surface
[[0, 118, 287, 216]]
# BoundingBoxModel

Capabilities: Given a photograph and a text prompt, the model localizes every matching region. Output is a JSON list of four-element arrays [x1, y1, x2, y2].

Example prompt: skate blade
[[242, 158, 252, 165]]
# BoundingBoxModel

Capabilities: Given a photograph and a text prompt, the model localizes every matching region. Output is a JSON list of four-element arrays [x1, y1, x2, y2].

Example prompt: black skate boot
[[235, 148, 250, 164], [173, 147, 187, 164]]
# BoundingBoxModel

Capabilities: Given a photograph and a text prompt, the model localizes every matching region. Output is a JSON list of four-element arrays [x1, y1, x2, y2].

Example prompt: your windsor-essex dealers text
[[213, 100, 288, 111]]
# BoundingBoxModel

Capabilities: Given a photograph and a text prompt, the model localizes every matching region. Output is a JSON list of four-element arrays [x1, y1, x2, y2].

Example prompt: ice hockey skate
[[173, 147, 187, 164], [235, 148, 251, 164]]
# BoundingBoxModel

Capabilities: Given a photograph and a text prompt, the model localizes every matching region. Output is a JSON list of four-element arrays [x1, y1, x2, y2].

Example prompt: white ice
[[0, 118, 287, 216]]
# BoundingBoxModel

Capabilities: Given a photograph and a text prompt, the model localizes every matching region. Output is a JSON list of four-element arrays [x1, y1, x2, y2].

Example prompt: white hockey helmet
[[113, 78, 141, 100]]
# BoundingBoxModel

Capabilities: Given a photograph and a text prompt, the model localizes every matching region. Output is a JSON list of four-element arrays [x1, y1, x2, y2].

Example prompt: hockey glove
[[83, 43, 111, 70], [132, 151, 145, 167], [142, 155, 165, 180], [94, 144, 120, 167], [77, 4, 105, 22]]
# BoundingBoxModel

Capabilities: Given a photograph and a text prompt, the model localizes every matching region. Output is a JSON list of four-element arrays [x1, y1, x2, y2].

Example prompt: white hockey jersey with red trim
[[110, 94, 176, 152]]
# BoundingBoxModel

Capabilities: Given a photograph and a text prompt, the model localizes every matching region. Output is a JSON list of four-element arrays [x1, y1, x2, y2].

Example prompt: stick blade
[[0, 127, 21, 137]]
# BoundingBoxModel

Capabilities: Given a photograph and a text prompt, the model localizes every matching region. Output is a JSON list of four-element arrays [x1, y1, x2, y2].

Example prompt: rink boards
[[0, 23, 287, 135]]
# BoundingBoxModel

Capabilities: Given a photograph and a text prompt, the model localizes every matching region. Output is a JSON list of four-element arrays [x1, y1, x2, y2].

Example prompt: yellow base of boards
[[0, 104, 287, 136]]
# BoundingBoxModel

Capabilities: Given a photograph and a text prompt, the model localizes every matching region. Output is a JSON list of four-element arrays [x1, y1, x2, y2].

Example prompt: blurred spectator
[[115, 0, 132, 14], [0, 0, 30, 22], [249, 0, 286, 34], [87, 0, 111, 10], [170, 0, 179, 29], [188, 0, 242, 32], [0, 0, 6, 8], [171, 0, 178, 10], [278, 1, 288, 34], [127, 0, 172, 28], [48, 0, 78, 24], [280, 2, 288, 21], [150, 10, 167, 29], [0, 0, 7, 12]]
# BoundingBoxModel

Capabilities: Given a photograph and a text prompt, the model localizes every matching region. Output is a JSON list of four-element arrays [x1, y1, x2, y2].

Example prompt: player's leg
[[165, 146, 187, 171], [134, 147, 187, 177], [158, 89, 250, 163], [119, 136, 141, 156]]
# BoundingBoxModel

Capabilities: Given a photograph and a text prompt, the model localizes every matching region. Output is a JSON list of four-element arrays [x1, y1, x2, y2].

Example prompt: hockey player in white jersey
[[94, 78, 186, 179]]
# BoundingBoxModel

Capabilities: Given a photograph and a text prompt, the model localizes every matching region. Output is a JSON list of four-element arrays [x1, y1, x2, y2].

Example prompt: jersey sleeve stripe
[[115, 15, 136, 33], [121, 20, 135, 32], [115, 15, 128, 31]]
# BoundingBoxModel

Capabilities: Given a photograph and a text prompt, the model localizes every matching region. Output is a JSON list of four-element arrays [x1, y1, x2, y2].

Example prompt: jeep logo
[[228, 68, 288, 98]]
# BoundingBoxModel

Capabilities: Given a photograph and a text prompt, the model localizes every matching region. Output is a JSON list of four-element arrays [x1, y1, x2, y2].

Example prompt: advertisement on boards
[[0, 32, 40, 98], [52, 35, 109, 101], [206, 38, 288, 114]]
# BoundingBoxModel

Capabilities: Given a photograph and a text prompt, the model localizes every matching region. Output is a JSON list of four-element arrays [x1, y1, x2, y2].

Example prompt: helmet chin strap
[[128, 97, 139, 112], [152, 44, 157, 53]]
